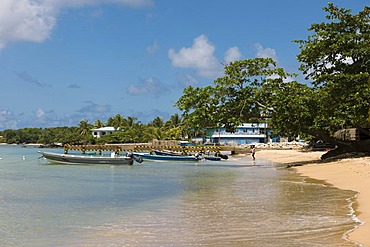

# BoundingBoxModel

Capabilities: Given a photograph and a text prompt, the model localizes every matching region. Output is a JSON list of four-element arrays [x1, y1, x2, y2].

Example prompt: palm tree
[[164, 113, 184, 139], [78, 119, 90, 145], [126, 116, 137, 128], [154, 128, 167, 141], [112, 114, 125, 130], [94, 119, 104, 128], [151, 116, 164, 128], [166, 113, 182, 128]]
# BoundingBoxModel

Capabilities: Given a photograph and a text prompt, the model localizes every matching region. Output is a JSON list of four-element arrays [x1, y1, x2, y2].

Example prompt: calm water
[[0, 145, 360, 246]]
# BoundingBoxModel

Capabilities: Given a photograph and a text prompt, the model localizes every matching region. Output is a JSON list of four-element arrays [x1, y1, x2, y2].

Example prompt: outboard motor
[[134, 155, 143, 163]]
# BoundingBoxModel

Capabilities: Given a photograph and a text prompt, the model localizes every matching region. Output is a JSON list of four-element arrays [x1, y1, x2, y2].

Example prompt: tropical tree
[[295, 3, 370, 127], [108, 114, 125, 130], [151, 116, 164, 128], [2, 129, 20, 144], [94, 119, 104, 129], [175, 3, 370, 159], [293, 3, 370, 157], [153, 127, 167, 141], [175, 58, 293, 132], [164, 113, 182, 129], [78, 119, 91, 145], [122, 125, 138, 143], [125, 116, 138, 128], [164, 113, 183, 140]]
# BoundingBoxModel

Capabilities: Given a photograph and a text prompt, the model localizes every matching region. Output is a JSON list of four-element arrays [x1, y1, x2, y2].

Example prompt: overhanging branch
[[255, 101, 276, 112]]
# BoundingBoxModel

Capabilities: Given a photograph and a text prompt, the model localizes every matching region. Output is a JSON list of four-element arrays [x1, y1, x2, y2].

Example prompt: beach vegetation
[[0, 113, 186, 145], [175, 3, 370, 159]]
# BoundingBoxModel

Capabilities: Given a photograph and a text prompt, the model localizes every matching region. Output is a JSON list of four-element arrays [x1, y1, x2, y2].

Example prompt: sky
[[0, 0, 368, 130]]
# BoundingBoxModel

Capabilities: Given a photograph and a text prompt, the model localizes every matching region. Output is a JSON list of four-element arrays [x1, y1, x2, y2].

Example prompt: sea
[[0, 144, 361, 247]]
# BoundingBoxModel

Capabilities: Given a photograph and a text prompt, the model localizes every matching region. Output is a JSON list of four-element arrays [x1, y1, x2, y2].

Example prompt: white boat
[[38, 151, 142, 165]]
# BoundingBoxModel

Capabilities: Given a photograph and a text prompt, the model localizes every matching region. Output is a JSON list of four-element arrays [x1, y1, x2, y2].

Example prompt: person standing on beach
[[251, 146, 256, 160]]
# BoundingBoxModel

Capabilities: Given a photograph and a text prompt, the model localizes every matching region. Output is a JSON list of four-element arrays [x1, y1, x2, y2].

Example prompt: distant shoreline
[[258, 149, 370, 247]]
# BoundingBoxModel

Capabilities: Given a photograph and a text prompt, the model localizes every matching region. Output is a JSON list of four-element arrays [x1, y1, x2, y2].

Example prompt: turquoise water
[[0, 145, 359, 246]]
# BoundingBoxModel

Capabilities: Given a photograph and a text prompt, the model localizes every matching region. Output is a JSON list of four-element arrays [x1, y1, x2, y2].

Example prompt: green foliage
[[175, 3, 370, 142], [176, 58, 295, 133], [294, 3, 370, 132], [176, 85, 220, 133], [1, 127, 81, 145], [78, 119, 93, 145], [150, 117, 164, 128], [94, 119, 104, 128], [0, 113, 185, 145]]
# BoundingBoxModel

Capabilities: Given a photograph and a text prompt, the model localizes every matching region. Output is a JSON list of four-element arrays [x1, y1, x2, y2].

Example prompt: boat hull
[[204, 156, 222, 161], [38, 151, 134, 165], [153, 150, 182, 156], [134, 152, 201, 162], [154, 150, 223, 161]]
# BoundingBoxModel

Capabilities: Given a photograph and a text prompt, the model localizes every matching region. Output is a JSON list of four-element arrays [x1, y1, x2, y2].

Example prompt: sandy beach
[[258, 149, 370, 246]]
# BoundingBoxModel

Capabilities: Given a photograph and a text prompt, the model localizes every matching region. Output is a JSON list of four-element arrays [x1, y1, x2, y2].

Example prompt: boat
[[153, 150, 227, 161], [134, 152, 202, 162], [204, 156, 222, 161], [38, 151, 142, 165], [153, 149, 226, 161], [153, 150, 182, 156]]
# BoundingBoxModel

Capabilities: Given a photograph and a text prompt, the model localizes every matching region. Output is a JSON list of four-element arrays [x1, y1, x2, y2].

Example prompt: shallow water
[[0, 145, 359, 246]]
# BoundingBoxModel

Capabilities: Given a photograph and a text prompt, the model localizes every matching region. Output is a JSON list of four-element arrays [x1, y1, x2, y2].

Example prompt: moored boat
[[153, 150, 183, 156], [153, 149, 227, 161], [204, 156, 222, 161], [134, 152, 202, 162], [38, 151, 142, 165]]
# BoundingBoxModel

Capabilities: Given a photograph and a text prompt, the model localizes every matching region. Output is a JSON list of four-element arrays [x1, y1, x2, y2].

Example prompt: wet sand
[[258, 149, 370, 246]]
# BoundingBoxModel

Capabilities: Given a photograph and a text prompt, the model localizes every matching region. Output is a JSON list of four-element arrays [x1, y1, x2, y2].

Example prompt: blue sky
[[0, 0, 368, 130]]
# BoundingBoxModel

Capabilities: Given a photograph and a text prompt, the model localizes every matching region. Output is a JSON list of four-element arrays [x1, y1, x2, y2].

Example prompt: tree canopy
[[0, 113, 185, 145], [175, 58, 295, 133], [175, 3, 370, 157], [295, 3, 370, 133]]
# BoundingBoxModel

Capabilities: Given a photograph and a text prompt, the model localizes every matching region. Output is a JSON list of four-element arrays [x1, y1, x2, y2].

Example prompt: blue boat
[[134, 152, 202, 162]]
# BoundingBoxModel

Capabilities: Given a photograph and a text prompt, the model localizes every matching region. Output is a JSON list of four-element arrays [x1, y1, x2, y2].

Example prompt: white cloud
[[0, 0, 153, 50], [36, 108, 45, 119], [254, 43, 296, 82], [78, 101, 111, 114], [176, 73, 199, 87], [127, 77, 170, 97], [15, 71, 51, 87], [52, 0, 153, 9], [168, 35, 222, 78], [224, 46, 242, 64], [146, 39, 159, 54], [0, 109, 18, 129], [0, 0, 56, 49], [255, 43, 278, 62]]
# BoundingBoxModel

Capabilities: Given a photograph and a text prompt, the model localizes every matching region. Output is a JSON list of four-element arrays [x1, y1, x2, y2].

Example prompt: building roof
[[91, 127, 118, 132], [211, 134, 266, 138]]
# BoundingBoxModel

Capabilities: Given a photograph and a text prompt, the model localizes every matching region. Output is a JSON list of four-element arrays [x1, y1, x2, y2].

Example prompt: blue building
[[210, 123, 269, 145]]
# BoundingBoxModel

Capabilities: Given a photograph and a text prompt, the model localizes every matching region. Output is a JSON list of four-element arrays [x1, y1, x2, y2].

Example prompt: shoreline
[[257, 149, 370, 247]]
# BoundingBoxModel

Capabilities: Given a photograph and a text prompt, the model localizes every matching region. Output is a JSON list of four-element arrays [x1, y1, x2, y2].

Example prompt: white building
[[210, 123, 269, 145], [91, 127, 118, 138]]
